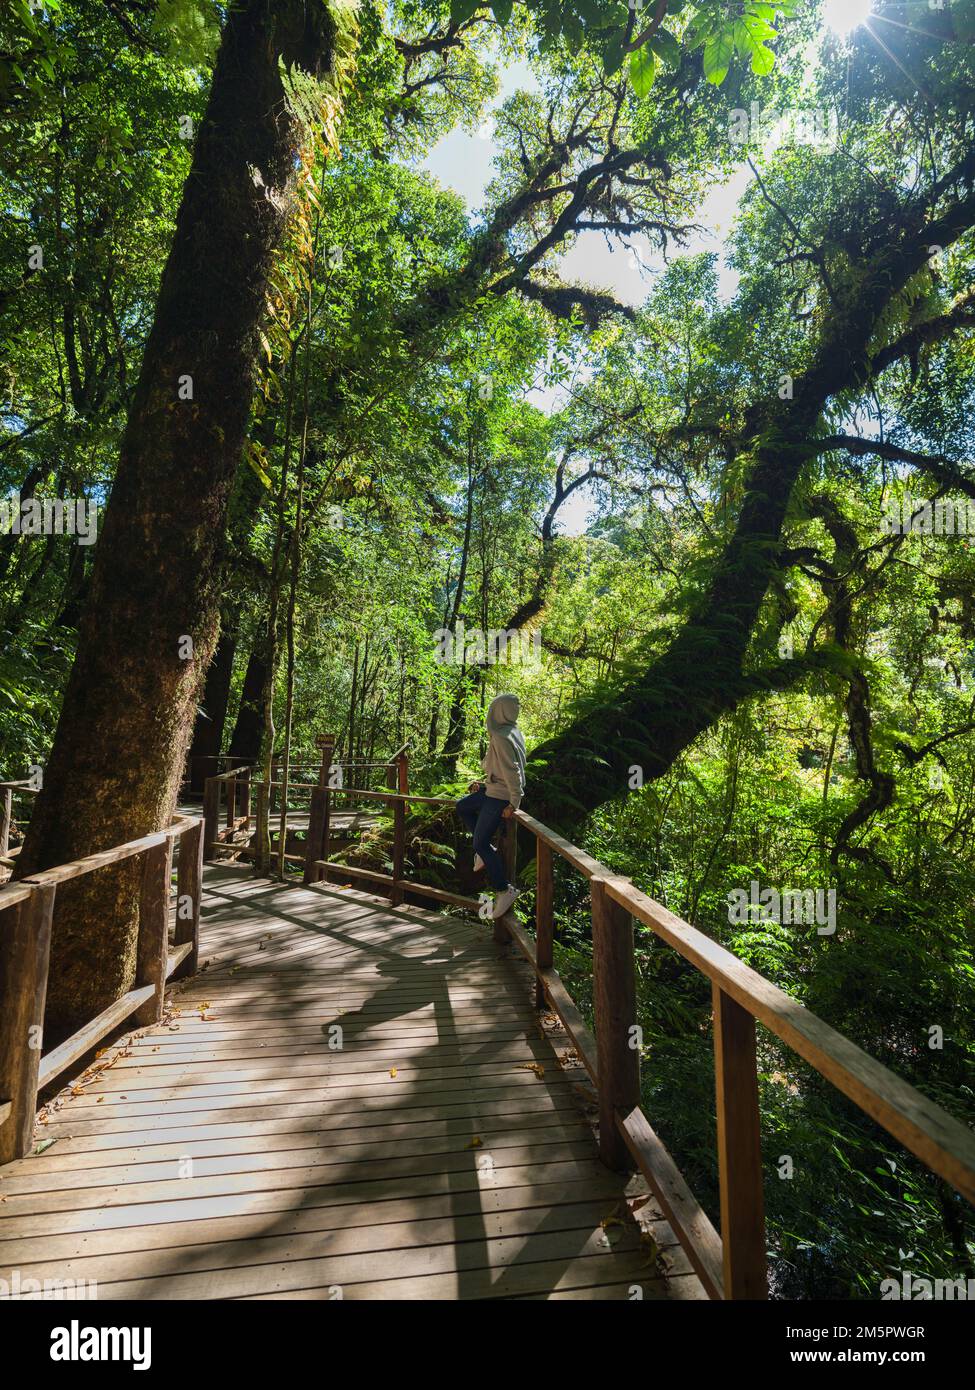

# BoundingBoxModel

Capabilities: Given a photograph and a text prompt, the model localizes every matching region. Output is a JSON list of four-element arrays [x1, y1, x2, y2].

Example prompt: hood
[[487, 693, 520, 731]]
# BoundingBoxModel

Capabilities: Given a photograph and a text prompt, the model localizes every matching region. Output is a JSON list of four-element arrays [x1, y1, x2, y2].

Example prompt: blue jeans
[[457, 788, 509, 891]]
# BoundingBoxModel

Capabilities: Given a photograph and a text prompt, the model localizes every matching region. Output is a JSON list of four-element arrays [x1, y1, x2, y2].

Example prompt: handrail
[[203, 765, 253, 856], [229, 771, 975, 1301], [0, 780, 39, 862], [0, 813, 205, 1164]]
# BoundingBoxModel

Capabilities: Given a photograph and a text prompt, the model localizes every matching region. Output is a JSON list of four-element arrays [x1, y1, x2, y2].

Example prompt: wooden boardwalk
[[0, 866, 704, 1300]]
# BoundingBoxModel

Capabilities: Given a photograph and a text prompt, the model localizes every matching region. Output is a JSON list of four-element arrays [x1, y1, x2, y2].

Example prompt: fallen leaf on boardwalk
[[628, 1194, 652, 1214], [468, 1136, 483, 1149], [640, 1231, 660, 1264], [31, 1138, 57, 1156], [517, 1063, 545, 1078], [96, 1097, 105, 1104], [389, 1068, 397, 1078]]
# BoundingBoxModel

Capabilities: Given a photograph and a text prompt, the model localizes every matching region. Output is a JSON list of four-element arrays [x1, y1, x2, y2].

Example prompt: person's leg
[[473, 797, 508, 891], [456, 789, 485, 837]]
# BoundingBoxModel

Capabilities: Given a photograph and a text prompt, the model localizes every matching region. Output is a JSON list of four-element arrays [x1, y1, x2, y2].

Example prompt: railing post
[[304, 786, 327, 886], [397, 750, 409, 795], [391, 795, 406, 906], [174, 820, 204, 979], [0, 884, 56, 1163], [203, 775, 219, 860], [226, 773, 236, 830], [535, 837, 554, 1009], [591, 877, 640, 1171], [1, 787, 11, 858], [713, 983, 768, 1299], [254, 780, 269, 877], [239, 767, 251, 823], [134, 839, 173, 1027], [494, 814, 517, 945]]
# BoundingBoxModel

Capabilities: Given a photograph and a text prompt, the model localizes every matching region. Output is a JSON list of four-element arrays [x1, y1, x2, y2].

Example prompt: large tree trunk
[[227, 637, 272, 767], [187, 605, 240, 796], [17, 0, 342, 1042], [524, 227, 961, 835]]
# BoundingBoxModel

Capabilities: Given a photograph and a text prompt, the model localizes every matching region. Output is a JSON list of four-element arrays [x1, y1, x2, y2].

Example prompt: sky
[[418, 58, 752, 534]]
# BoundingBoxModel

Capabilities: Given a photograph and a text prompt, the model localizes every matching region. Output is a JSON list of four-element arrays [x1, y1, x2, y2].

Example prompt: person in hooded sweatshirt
[[457, 693, 526, 919]]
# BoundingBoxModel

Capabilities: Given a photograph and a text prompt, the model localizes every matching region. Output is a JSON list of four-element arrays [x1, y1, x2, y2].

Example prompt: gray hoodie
[[481, 693, 527, 809]]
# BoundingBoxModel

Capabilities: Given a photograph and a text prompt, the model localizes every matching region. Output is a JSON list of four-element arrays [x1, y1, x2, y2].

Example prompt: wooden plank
[[397, 881, 481, 912], [503, 913, 598, 1082], [167, 941, 193, 976], [618, 1105, 723, 1300], [0, 1196, 633, 1270], [133, 841, 173, 1027], [231, 1252, 665, 1302], [37, 986, 157, 1090], [0, 884, 55, 1162], [21, 1112, 588, 1171], [0, 1154, 625, 1219], [591, 878, 639, 1170], [713, 984, 767, 1299], [0, 1132, 599, 1198], [604, 875, 975, 1206]]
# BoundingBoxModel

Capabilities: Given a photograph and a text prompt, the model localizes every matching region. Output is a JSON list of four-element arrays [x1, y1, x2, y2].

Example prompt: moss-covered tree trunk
[[17, 0, 341, 1042]]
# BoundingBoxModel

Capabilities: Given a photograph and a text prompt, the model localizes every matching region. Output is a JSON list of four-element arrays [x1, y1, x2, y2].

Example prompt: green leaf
[[628, 44, 657, 98], [703, 30, 734, 85], [648, 28, 681, 68], [490, 0, 513, 24], [751, 42, 775, 75], [603, 33, 627, 76], [449, 0, 481, 27]]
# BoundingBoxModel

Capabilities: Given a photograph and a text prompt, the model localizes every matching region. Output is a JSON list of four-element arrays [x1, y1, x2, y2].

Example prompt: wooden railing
[[0, 814, 204, 1164], [203, 764, 253, 857], [0, 779, 38, 867], [219, 768, 975, 1301]]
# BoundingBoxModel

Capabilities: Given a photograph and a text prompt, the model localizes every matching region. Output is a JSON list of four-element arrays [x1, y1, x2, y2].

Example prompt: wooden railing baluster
[[391, 795, 405, 906], [203, 775, 219, 858], [713, 983, 768, 1299], [0, 883, 56, 1163], [174, 819, 203, 978], [134, 839, 173, 1027], [534, 836, 553, 1009], [591, 876, 640, 1171], [304, 786, 327, 886]]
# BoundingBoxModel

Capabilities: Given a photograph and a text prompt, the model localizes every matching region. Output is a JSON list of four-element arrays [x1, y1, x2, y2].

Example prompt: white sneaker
[[492, 885, 518, 919], [473, 853, 485, 872]]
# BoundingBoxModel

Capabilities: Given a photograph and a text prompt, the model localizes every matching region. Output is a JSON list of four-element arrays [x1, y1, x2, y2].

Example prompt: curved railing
[[0, 814, 204, 1165], [243, 768, 975, 1302]]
